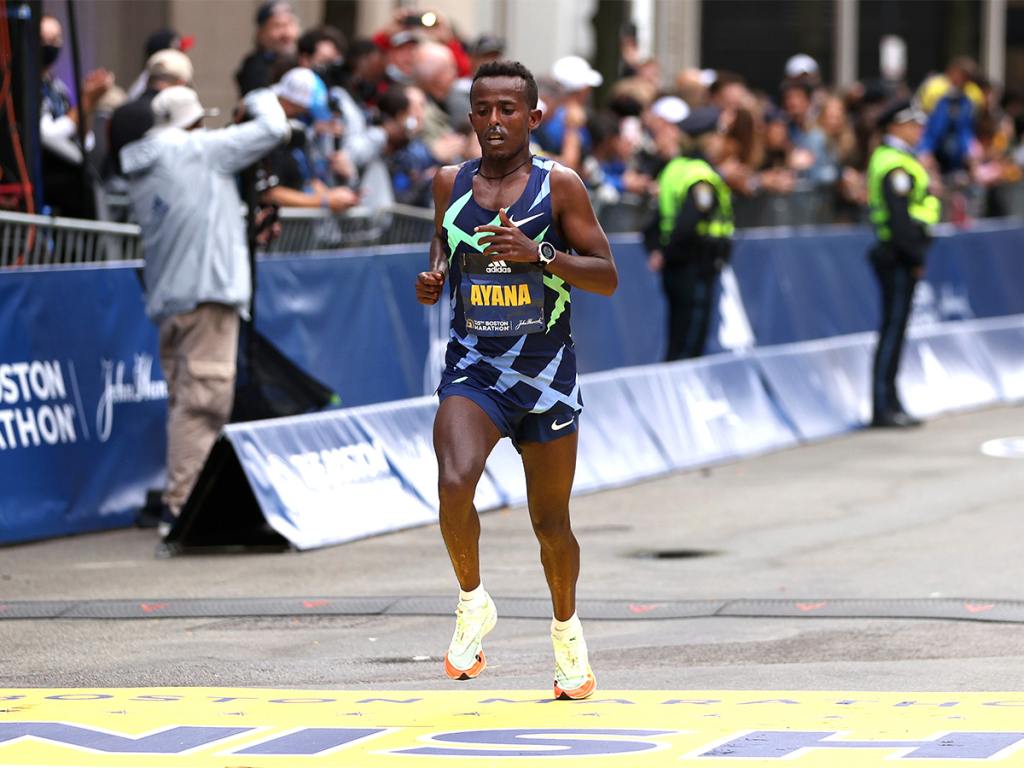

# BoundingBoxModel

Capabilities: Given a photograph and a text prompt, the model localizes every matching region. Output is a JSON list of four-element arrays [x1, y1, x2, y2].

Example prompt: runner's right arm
[[416, 166, 459, 305]]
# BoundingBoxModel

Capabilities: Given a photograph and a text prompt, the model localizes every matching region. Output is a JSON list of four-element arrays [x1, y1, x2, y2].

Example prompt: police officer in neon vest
[[866, 99, 941, 428], [644, 109, 734, 360]]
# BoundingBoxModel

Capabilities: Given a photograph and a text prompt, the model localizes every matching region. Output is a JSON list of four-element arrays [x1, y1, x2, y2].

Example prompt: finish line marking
[[3, 689, 1024, 765]]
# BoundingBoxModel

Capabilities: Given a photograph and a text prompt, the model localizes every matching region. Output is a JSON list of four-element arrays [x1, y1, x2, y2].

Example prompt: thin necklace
[[476, 155, 532, 180]]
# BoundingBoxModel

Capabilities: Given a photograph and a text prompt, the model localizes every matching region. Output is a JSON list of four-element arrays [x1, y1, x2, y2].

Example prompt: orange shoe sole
[[444, 649, 487, 680], [553, 671, 596, 700]]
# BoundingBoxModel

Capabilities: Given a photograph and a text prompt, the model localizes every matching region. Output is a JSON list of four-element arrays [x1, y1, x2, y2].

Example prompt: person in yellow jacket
[[866, 99, 941, 428], [644, 109, 734, 360]]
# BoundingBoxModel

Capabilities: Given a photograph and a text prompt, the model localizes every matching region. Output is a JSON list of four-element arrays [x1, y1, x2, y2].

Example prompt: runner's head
[[470, 60, 541, 160]]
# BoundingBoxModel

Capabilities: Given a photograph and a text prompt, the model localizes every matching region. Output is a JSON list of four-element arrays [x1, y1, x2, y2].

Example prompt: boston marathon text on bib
[[459, 255, 546, 336]]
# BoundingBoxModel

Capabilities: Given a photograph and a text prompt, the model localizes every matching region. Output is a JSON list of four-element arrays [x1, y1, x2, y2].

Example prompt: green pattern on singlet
[[443, 189, 499, 262]]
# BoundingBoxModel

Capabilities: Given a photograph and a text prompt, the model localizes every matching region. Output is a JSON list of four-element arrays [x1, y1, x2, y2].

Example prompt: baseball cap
[[784, 53, 819, 78], [650, 95, 690, 125], [148, 86, 218, 132], [146, 49, 193, 84], [551, 55, 603, 92], [677, 105, 722, 137], [470, 34, 505, 57], [878, 98, 927, 128], [256, 0, 294, 26], [272, 67, 331, 119]]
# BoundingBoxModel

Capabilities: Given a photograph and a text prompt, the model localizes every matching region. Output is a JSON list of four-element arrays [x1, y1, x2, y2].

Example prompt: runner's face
[[470, 76, 540, 159]]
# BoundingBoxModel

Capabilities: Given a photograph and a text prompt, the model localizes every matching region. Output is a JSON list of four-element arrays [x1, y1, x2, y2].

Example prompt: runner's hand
[[416, 271, 445, 305], [476, 208, 541, 263]]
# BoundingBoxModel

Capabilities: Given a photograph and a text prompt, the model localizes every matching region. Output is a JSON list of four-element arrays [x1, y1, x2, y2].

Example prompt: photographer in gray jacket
[[120, 86, 289, 533]]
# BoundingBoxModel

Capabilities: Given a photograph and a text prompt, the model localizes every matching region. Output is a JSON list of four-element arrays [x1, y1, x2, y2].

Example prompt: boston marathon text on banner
[[0, 267, 169, 543], [0, 361, 78, 449]]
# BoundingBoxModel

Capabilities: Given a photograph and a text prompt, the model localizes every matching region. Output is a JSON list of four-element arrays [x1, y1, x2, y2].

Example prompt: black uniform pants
[[662, 262, 717, 361], [870, 251, 918, 416]]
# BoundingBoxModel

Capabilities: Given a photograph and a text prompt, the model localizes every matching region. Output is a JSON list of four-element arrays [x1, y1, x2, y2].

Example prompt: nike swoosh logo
[[551, 418, 574, 431], [508, 212, 543, 228], [452, 376, 469, 384]]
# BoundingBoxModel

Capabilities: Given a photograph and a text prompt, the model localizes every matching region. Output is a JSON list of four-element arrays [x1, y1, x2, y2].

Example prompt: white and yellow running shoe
[[552, 620, 596, 700], [443, 592, 497, 680]]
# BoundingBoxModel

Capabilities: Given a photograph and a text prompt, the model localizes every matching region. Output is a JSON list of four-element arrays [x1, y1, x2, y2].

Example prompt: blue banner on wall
[[0, 266, 167, 544]]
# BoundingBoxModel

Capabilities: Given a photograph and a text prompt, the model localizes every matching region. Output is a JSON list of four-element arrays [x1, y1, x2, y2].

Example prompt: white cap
[[146, 49, 193, 84], [148, 86, 217, 132], [272, 67, 319, 109], [651, 95, 690, 124], [699, 68, 717, 87], [785, 53, 819, 78], [551, 55, 603, 92]]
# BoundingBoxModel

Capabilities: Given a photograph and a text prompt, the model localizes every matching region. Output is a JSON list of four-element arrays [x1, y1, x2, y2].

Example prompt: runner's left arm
[[546, 165, 618, 296]]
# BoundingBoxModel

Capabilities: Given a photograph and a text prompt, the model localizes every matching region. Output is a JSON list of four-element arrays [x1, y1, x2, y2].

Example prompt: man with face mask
[[235, 0, 301, 97], [39, 14, 113, 218], [296, 27, 396, 210]]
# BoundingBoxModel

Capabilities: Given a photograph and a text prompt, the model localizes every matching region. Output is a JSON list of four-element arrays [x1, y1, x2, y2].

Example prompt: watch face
[[539, 242, 555, 263]]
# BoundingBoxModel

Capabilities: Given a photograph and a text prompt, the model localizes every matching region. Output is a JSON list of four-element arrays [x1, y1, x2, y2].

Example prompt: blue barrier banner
[[224, 410, 434, 550], [348, 397, 504, 513], [753, 335, 874, 441], [252, 223, 1024, 405], [729, 227, 877, 346], [0, 266, 167, 544], [570, 236, 665, 371], [572, 372, 674, 492], [254, 249, 432, 408], [926, 223, 1024, 321], [616, 356, 798, 471], [972, 317, 1024, 400], [900, 323, 1003, 418]]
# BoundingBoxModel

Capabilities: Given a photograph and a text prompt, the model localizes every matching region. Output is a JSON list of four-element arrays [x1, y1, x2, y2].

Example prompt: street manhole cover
[[632, 549, 718, 560]]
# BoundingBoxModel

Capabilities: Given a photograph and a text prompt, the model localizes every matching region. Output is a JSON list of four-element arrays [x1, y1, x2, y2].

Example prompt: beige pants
[[159, 303, 239, 514]]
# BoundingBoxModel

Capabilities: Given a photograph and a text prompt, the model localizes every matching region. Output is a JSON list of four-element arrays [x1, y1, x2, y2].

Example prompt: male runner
[[415, 60, 617, 700]]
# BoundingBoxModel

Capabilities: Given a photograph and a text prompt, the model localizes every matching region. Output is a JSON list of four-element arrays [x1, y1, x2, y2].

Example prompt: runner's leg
[[434, 396, 502, 591], [520, 431, 579, 621]]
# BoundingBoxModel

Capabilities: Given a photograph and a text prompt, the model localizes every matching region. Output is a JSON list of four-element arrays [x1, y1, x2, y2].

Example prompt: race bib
[[460, 255, 546, 337]]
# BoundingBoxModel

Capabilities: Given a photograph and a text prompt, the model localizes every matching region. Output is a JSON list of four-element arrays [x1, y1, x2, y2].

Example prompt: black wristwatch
[[537, 241, 557, 266]]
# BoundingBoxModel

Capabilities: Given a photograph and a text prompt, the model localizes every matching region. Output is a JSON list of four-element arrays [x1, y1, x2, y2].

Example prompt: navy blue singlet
[[438, 156, 580, 415]]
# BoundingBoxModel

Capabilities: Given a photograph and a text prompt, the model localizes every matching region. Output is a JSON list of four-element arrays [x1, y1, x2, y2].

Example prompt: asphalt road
[[2, 405, 1023, 691]]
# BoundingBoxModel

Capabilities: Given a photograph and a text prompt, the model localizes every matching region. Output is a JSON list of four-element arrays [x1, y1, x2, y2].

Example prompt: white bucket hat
[[148, 86, 218, 132]]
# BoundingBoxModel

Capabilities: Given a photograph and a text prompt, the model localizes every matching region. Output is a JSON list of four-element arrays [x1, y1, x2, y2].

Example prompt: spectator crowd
[[29, 1, 1024, 228]]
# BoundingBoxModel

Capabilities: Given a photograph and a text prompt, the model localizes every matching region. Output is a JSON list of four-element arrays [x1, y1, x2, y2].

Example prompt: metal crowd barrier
[[264, 204, 435, 254], [5, 179, 1024, 268], [0, 210, 141, 268]]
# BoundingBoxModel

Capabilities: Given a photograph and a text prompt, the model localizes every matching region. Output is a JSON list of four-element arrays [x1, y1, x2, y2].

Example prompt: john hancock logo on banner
[[96, 354, 167, 442]]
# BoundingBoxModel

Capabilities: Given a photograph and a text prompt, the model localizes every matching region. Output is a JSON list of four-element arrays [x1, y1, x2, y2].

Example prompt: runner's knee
[[530, 512, 574, 546], [438, 463, 483, 507]]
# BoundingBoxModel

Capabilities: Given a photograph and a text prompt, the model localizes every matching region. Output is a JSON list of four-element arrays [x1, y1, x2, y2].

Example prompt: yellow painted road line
[[2, 689, 1024, 766]]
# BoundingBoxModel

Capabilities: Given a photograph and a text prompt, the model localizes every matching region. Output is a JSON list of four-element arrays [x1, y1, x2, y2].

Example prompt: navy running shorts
[[437, 380, 580, 448]]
